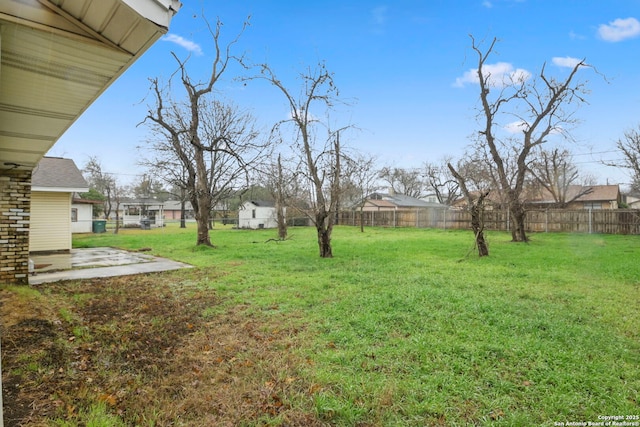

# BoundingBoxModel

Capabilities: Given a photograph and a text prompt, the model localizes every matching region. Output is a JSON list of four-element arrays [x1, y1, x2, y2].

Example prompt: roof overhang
[[32, 185, 88, 193], [0, 0, 181, 171]]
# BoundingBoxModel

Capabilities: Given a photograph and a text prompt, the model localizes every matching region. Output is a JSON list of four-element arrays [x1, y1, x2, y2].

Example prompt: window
[[71, 208, 78, 222], [252, 209, 256, 219]]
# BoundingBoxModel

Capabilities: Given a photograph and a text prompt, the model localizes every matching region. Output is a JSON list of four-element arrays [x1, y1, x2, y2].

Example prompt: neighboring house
[[164, 200, 195, 220], [120, 198, 165, 227], [528, 185, 621, 210], [238, 200, 279, 229], [163, 200, 236, 224], [71, 194, 101, 233], [566, 185, 621, 210], [453, 185, 622, 210], [30, 157, 89, 252], [450, 189, 508, 210], [361, 192, 443, 212], [624, 192, 640, 209]]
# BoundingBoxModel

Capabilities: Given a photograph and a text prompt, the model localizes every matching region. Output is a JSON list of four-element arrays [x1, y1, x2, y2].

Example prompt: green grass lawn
[[73, 224, 640, 426]]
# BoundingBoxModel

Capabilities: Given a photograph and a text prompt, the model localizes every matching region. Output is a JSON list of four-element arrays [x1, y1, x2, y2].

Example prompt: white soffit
[[0, 0, 181, 171]]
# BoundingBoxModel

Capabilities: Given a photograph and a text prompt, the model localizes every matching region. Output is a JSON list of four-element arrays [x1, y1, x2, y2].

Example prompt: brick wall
[[0, 170, 31, 284]]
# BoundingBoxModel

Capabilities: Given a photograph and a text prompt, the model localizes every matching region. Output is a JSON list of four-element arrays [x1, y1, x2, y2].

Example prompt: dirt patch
[[1, 269, 326, 426]]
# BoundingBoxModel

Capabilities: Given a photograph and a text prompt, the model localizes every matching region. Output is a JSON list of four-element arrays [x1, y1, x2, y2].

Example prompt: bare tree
[[260, 152, 290, 240], [274, 154, 288, 240], [423, 158, 461, 205], [470, 36, 591, 242], [342, 152, 380, 232], [139, 153, 192, 228], [528, 147, 593, 207], [252, 62, 344, 258], [448, 160, 490, 257], [82, 156, 118, 220], [143, 18, 257, 246], [378, 166, 423, 198], [111, 182, 127, 234], [613, 125, 640, 192], [131, 174, 170, 202]]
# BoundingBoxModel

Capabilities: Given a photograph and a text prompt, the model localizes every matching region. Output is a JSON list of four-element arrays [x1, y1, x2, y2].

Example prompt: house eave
[[32, 186, 89, 193], [0, 0, 182, 172]]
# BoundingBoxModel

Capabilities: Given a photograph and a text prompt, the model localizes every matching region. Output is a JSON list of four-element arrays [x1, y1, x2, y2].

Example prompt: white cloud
[[482, 1, 493, 8], [454, 62, 531, 88], [162, 34, 203, 55], [552, 56, 584, 68], [597, 17, 640, 42], [504, 121, 529, 134], [503, 121, 564, 135]]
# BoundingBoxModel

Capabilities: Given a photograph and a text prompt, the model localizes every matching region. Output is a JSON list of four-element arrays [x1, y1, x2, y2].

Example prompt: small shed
[[238, 200, 279, 229]]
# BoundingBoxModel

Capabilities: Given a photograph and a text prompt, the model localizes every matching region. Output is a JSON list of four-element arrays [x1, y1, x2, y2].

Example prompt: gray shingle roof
[[163, 200, 194, 210], [245, 200, 276, 208], [31, 157, 88, 190], [370, 192, 442, 208]]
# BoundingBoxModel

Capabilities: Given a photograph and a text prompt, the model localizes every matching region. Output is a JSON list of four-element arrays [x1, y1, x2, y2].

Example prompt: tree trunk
[[276, 203, 287, 240], [114, 210, 120, 235], [317, 226, 333, 258], [196, 216, 212, 246], [509, 200, 528, 242], [476, 231, 489, 257], [315, 211, 333, 258], [180, 200, 186, 228], [359, 207, 364, 233], [470, 197, 489, 257], [274, 154, 287, 240], [195, 192, 213, 246], [194, 149, 213, 246]]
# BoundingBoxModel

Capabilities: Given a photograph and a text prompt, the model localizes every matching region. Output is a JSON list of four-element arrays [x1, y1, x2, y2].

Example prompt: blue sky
[[49, 0, 640, 188]]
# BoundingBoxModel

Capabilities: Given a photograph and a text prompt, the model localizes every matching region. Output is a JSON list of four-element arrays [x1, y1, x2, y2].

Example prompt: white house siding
[[238, 203, 279, 229], [71, 203, 93, 233], [30, 192, 72, 252]]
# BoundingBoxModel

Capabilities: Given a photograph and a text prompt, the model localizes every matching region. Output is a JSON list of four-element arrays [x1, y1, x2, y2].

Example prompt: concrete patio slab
[[29, 248, 193, 285]]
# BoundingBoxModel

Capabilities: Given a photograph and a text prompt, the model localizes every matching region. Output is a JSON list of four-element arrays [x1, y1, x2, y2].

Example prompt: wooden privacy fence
[[337, 208, 640, 235]]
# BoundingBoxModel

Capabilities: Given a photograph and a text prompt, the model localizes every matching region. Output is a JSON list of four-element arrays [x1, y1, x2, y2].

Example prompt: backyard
[[1, 225, 639, 426]]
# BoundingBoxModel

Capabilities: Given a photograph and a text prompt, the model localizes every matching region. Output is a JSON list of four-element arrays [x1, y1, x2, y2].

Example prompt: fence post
[[589, 208, 592, 234], [545, 209, 548, 233]]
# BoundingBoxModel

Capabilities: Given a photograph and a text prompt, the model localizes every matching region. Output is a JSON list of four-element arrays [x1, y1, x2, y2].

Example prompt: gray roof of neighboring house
[[120, 197, 165, 207], [164, 200, 194, 210], [31, 157, 88, 191], [243, 200, 276, 208], [573, 185, 620, 202], [370, 192, 442, 208], [529, 185, 621, 204]]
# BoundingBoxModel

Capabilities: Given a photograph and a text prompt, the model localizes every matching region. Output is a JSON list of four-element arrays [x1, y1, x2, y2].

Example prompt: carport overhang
[[0, 0, 181, 170]]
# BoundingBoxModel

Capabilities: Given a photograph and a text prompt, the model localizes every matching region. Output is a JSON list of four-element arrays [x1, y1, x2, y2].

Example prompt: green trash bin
[[92, 220, 106, 233]]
